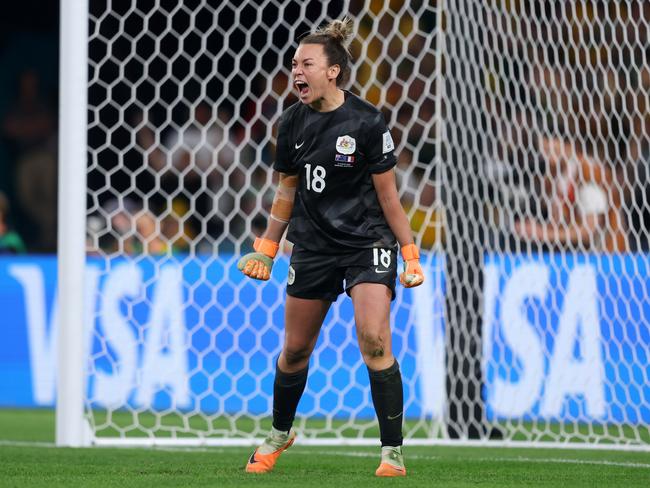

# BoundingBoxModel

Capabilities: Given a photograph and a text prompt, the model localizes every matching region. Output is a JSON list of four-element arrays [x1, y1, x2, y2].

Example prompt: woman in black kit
[[239, 17, 423, 477]]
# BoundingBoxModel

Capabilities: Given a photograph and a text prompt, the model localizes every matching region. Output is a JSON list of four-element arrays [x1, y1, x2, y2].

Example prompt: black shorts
[[286, 245, 398, 302]]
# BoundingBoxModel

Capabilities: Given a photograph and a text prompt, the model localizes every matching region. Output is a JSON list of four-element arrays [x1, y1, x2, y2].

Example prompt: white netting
[[443, 0, 649, 447], [78, 0, 650, 449]]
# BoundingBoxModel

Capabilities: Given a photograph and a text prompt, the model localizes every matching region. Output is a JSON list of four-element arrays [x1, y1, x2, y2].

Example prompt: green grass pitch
[[1, 409, 649, 487]]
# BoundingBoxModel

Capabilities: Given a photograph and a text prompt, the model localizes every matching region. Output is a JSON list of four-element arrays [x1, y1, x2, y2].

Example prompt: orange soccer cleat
[[245, 428, 296, 474], [375, 446, 407, 477]]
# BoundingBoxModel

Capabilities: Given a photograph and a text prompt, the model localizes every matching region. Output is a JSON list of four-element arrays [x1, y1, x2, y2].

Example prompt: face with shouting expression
[[291, 43, 343, 112]]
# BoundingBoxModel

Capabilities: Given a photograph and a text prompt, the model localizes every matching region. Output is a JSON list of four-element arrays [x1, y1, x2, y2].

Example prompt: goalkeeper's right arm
[[237, 172, 297, 280]]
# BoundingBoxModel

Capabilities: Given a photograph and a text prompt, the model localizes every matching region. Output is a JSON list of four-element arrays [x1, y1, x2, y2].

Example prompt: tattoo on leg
[[371, 347, 385, 358]]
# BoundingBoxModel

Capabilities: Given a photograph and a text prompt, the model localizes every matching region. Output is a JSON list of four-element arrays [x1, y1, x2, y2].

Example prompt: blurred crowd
[[0, 66, 58, 254], [0, 2, 59, 255], [481, 1, 650, 253], [85, 100, 273, 256], [1, 1, 648, 256]]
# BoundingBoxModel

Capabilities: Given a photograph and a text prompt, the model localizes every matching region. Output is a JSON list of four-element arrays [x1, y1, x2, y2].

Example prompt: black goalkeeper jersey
[[273, 91, 398, 253]]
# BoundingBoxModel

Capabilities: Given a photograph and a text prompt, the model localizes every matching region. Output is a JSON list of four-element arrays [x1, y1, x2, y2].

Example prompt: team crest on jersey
[[336, 135, 356, 155]]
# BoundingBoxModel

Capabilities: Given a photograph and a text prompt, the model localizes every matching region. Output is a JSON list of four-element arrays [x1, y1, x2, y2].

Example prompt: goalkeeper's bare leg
[[351, 283, 406, 477], [246, 296, 330, 474]]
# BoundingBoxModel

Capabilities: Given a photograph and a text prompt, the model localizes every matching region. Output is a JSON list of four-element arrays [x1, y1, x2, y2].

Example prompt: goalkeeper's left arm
[[237, 172, 297, 280], [371, 169, 424, 288]]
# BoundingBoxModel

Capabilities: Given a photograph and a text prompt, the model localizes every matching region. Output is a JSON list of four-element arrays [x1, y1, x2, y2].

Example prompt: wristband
[[401, 243, 419, 261], [254, 237, 279, 258]]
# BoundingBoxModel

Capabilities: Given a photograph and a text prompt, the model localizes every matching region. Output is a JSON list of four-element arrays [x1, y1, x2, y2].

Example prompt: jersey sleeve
[[272, 112, 298, 174], [364, 112, 397, 174]]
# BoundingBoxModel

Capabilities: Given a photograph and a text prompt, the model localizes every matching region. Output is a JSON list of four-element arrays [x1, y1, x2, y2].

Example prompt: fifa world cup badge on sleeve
[[382, 131, 395, 153]]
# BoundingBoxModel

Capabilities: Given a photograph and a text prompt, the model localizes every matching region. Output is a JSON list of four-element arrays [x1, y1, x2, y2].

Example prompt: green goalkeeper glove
[[237, 237, 279, 281]]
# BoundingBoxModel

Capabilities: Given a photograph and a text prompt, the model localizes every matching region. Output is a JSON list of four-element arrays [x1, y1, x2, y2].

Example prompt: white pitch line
[[0, 440, 56, 448], [305, 450, 650, 470], [151, 446, 214, 453], [0, 441, 216, 453], [2, 441, 649, 470], [484, 456, 650, 470]]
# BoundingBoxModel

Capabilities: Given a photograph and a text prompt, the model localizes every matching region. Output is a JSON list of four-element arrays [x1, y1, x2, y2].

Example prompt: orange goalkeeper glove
[[399, 243, 424, 288], [237, 237, 279, 281]]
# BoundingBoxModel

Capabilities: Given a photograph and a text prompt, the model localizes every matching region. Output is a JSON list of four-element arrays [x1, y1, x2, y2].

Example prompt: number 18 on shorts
[[286, 246, 398, 301]]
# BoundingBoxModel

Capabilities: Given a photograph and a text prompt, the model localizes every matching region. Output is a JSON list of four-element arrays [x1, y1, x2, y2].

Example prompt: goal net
[[59, 0, 650, 449]]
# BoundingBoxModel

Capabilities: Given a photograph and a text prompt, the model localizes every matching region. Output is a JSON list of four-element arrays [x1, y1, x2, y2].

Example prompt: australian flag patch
[[335, 154, 355, 163]]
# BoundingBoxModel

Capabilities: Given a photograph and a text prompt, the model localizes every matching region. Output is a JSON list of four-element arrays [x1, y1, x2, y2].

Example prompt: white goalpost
[[56, 0, 91, 447], [56, 0, 650, 450]]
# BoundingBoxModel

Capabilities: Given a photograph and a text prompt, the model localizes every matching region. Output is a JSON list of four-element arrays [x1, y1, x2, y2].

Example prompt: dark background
[[0, 1, 59, 252]]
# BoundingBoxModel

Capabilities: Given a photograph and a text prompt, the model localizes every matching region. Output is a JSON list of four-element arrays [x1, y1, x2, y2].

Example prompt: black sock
[[272, 362, 309, 432], [368, 360, 404, 447]]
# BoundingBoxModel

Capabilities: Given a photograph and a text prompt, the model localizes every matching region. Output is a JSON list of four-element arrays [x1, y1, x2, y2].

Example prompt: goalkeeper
[[239, 17, 424, 477]]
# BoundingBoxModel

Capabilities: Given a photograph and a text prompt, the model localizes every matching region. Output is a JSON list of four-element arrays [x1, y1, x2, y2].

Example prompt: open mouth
[[295, 80, 309, 97]]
